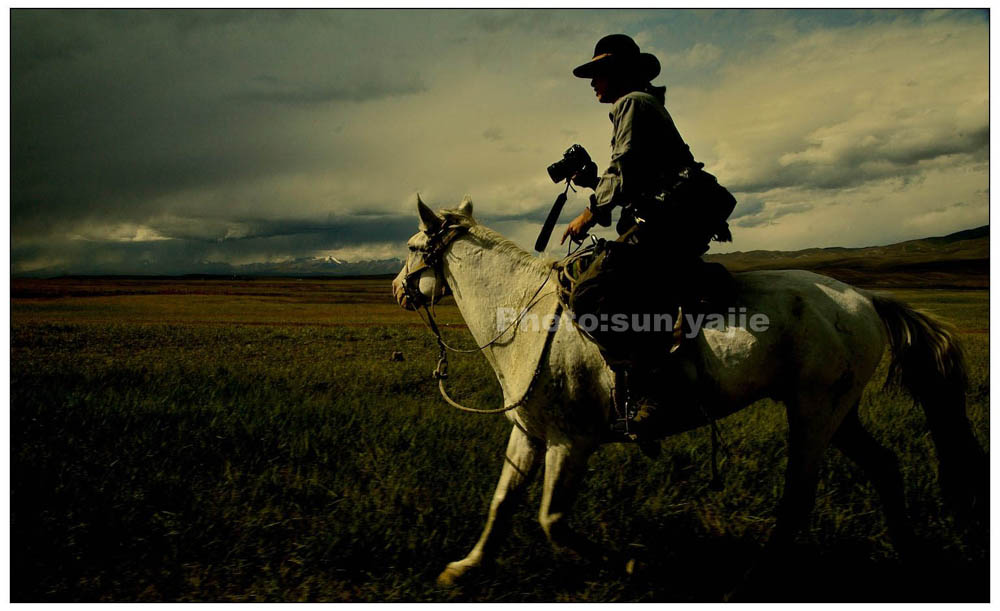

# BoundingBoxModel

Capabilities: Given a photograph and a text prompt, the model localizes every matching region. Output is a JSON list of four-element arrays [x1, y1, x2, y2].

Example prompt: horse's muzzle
[[392, 272, 420, 311]]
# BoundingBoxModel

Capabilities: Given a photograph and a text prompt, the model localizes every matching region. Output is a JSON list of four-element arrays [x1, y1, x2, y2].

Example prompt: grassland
[[11, 276, 989, 601]]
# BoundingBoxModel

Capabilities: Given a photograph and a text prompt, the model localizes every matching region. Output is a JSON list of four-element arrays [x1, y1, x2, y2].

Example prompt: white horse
[[391, 197, 986, 591]]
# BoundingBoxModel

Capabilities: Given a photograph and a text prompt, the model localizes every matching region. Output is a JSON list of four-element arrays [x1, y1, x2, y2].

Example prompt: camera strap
[[533, 180, 575, 253]]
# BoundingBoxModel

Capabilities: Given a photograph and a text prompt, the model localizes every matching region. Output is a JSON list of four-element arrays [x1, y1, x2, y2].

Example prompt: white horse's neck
[[441, 226, 558, 399]]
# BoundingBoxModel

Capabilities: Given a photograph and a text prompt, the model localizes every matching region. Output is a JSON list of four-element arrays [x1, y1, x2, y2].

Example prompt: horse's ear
[[417, 194, 444, 233], [458, 195, 474, 218]]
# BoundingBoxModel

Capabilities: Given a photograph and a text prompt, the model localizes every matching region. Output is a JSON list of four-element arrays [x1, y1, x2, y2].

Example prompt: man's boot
[[631, 398, 663, 438], [631, 400, 663, 459], [627, 367, 667, 458]]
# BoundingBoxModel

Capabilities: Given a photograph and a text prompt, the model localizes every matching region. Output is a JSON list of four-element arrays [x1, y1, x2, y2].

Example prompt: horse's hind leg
[[731, 394, 853, 600], [767, 412, 834, 551], [437, 425, 543, 587], [832, 403, 917, 556], [764, 387, 870, 555]]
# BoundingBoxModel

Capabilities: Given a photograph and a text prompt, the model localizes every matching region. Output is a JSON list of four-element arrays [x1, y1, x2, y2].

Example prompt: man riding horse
[[558, 34, 737, 444], [391, 35, 984, 592]]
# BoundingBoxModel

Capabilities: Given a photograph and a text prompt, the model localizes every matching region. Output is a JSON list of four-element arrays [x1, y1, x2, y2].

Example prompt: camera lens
[[547, 160, 567, 183]]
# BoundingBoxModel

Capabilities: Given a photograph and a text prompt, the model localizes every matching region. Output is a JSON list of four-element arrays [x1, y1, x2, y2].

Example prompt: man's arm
[[590, 95, 643, 222], [564, 94, 647, 239]]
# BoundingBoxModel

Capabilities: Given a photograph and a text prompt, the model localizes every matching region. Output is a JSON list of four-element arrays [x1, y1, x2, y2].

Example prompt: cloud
[[11, 8, 641, 273], [315, 242, 406, 262], [728, 198, 818, 230], [662, 42, 723, 70], [482, 127, 504, 141], [12, 213, 422, 274], [728, 198, 765, 219], [718, 163, 988, 253], [672, 15, 987, 196], [10, 9, 989, 274], [234, 74, 426, 105], [69, 223, 173, 243], [659, 13, 988, 253]]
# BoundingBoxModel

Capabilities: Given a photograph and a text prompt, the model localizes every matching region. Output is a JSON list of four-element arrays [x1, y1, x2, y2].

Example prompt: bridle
[[399, 223, 468, 310], [402, 222, 562, 415]]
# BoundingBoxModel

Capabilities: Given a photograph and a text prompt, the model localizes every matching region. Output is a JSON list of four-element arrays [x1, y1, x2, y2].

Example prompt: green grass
[[11, 279, 989, 601]]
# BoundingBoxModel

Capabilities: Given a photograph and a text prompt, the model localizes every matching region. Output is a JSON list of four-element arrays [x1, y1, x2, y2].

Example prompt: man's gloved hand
[[571, 161, 599, 190]]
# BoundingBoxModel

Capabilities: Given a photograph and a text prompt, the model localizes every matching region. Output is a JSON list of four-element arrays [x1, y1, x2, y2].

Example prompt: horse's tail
[[870, 294, 987, 524]]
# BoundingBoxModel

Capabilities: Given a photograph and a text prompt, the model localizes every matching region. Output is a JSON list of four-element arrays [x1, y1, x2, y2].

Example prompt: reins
[[422, 298, 563, 415], [405, 226, 563, 415], [418, 267, 556, 354]]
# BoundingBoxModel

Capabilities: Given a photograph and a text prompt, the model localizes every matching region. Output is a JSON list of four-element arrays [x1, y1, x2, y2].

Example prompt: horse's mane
[[441, 209, 553, 276]]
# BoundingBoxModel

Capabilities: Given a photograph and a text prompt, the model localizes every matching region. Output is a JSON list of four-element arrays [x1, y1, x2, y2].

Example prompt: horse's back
[[700, 269, 887, 405], [738, 268, 885, 351], [734, 269, 875, 316]]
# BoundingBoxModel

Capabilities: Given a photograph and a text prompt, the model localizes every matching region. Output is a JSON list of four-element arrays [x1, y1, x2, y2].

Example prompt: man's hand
[[571, 161, 599, 190], [561, 207, 595, 245]]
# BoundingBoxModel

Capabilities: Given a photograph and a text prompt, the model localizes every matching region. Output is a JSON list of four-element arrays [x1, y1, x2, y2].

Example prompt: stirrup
[[609, 417, 636, 438], [608, 417, 638, 442]]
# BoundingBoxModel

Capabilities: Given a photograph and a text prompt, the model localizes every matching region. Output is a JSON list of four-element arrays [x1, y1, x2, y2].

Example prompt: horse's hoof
[[624, 557, 647, 579], [436, 561, 477, 588], [724, 572, 758, 603]]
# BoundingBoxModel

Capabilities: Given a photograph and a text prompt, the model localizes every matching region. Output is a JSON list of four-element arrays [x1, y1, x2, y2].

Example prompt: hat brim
[[572, 52, 660, 81]]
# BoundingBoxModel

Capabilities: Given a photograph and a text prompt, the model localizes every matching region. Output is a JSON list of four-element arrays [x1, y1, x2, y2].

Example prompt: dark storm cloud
[[469, 9, 584, 37], [12, 213, 422, 275], [728, 126, 989, 194], [728, 198, 764, 219], [10, 9, 989, 272], [233, 75, 426, 105], [481, 206, 554, 225], [11, 8, 424, 234], [730, 200, 814, 228], [11, 27, 94, 71], [731, 214, 771, 229], [12, 9, 307, 74], [13, 7, 586, 275], [155, 214, 420, 244], [192, 215, 417, 253]]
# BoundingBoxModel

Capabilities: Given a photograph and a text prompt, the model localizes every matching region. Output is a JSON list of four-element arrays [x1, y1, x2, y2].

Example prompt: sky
[[10, 8, 990, 275]]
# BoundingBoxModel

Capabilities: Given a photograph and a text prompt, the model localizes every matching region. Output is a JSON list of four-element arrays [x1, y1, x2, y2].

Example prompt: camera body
[[547, 144, 592, 183]]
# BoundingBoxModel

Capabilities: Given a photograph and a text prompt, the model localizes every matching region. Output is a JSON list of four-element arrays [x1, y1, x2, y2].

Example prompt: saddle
[[555, 241, 738, 358], [675, 260, 739, 337], [555, 242, 737, 452]]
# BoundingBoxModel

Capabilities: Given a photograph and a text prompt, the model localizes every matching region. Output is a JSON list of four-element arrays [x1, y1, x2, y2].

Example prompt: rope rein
[[415, 268, 563, 415], [430, 303, 563, 415], [417, 268, 556, 354]]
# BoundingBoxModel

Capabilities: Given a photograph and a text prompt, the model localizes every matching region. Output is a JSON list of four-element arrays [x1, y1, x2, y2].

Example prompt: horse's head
[[392, 195, 476, 310]]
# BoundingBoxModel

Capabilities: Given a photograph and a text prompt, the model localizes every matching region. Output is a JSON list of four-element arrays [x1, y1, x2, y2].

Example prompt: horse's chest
[[511, 370, 607, 440]]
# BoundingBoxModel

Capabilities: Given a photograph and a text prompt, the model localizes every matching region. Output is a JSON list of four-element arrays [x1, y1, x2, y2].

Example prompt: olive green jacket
[[590, 91, 696, 229]]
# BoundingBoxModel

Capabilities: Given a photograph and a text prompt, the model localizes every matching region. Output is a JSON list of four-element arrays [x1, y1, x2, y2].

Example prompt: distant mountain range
[[20, 255, 409, 279], [219, 256, 406, 277], [706, 225, 988, 288], [24, 225, 988, 287]]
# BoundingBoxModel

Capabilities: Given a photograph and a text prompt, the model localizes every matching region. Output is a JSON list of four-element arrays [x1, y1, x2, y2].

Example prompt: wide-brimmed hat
[[572, 33, 660, 80]]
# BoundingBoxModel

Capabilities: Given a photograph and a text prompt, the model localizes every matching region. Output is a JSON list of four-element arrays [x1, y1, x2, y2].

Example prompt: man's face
[[590, 71, 621, 104]]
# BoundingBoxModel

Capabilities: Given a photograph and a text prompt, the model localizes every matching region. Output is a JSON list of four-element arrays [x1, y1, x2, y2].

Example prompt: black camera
[[547, 144, 592, 183]]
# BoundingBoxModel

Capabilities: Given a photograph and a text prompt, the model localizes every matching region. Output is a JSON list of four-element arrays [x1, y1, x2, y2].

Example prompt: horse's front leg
[[437, 424, 543, 587], [537, 439, 613, 564]]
